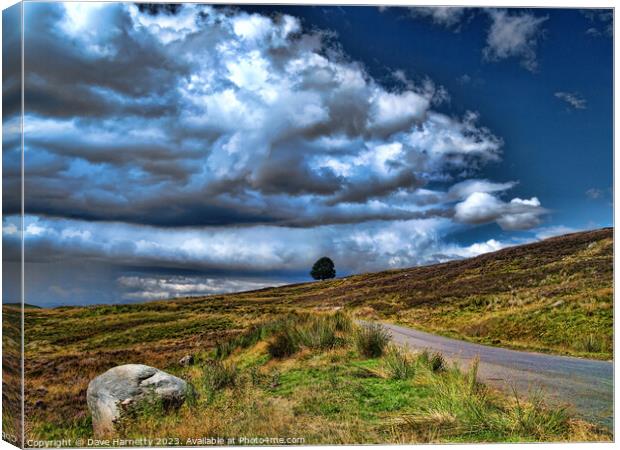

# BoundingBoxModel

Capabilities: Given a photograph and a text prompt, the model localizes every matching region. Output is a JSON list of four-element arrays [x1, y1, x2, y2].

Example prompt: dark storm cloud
[[249, 147, 343, 196], [2, 4, 21, 119], [24, 3, 188, 118], [24, 196, 281, 228], [136, 3, 184, 16], [28, 135, 200, 181], [2, 5, 22, 218], [329, 170, 422, 204], [25, 81, 175, 119], [280, 207, 453, 228]]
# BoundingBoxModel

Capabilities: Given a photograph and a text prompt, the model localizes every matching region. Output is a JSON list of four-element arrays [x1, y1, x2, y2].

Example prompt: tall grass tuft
[[332, 310, 353, 332], [505, 387, 570, 439], [202, 360, 238, 395], [355, 323, 391, 358], [215, 318, 292, 359], [268, 330, 300, 358], [267, 313, 352, 357], [114, 393, 167, 435], [294, 316, 338, 350], [418, 350, 446, 373], [384, 345, 415, 379], [577, 333, 606, 353], [214, 340, 237, 359], [393, 351, 573, 442], [467, 357, 480, 395]]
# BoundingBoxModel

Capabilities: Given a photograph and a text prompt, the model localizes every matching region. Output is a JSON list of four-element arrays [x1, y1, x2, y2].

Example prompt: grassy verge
[[27, 312, 610, 444]]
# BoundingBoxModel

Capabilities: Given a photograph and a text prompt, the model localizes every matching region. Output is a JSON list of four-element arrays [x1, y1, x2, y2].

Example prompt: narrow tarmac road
[[376, 322, 614, 430]]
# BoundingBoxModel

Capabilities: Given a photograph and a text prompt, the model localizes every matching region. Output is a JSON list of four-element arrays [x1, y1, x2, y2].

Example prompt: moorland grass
[[384, 345, 416, 380], [354, 323, 391, 358], [94, 312, 609, 444]]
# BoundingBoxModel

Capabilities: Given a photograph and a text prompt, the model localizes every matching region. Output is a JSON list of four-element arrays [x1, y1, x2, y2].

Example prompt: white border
[[0, 1, 615, 450]]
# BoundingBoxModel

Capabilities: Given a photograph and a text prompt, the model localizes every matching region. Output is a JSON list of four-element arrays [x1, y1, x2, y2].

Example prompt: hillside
[[24, 227, 613, 355], [12, 228, 613, 442]]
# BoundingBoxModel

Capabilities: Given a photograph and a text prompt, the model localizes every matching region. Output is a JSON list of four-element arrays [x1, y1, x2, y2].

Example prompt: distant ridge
[[3, 302, 42, 309]]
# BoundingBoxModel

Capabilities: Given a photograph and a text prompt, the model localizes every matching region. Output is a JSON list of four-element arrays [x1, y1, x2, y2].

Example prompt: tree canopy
[[310, 257, 336, 280]]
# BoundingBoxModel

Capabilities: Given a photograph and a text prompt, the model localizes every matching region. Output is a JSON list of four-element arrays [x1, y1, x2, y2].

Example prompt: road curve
[[375, 321, 613, 430]]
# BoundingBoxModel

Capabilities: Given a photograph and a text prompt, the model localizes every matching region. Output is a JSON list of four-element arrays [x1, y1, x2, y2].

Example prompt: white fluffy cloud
[[454, 192, 546, 230], [483, 9, 548, 71], [586, 188, 604, 199], [447, 179, 517, 200], [582, 9, 613, 38], [449, 239, 508, 259]]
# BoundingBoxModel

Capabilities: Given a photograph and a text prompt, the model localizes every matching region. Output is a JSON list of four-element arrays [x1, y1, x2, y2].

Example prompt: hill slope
[[294, 227, 614, 359]]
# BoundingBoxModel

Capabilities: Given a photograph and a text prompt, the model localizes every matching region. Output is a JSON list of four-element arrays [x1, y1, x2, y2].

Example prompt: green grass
[[384, 345, 416, 379], [100, 313, 608, 444]]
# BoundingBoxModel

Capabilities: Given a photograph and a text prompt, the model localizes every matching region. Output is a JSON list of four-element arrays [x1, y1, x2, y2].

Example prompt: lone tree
[[311, 257, 336, 281]]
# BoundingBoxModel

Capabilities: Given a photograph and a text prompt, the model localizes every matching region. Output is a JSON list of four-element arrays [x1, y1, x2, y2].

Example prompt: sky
[[1, 3, 613, 307]]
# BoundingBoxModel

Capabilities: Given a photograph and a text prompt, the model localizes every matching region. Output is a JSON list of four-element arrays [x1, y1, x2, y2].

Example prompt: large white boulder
[[86, 364, 191, 436]]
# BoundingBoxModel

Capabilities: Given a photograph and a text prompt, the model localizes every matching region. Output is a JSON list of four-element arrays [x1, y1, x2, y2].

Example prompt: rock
[[550, 300, 564, 308], [87, 364, 191, 436], [179, 354, 194, 366]]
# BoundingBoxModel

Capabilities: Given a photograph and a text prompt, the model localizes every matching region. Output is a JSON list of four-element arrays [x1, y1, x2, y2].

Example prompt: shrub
[[384, 345, 415, 379], [268, 330, 300, 358], [355, 323, 391, 358]]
